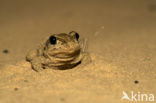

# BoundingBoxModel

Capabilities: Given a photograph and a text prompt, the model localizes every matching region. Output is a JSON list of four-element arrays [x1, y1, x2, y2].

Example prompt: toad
[[26, 31, 90, 71]]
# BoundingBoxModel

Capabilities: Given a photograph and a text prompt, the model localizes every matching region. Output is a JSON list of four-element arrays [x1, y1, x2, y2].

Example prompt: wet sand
[[0, 0, 156, 103]]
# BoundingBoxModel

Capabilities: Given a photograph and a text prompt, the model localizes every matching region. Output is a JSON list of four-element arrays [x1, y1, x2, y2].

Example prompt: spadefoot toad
[[26, 31, 90, 71]]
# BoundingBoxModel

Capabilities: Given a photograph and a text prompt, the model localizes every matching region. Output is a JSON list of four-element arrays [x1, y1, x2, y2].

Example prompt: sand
[[0, 0, 156, 103]]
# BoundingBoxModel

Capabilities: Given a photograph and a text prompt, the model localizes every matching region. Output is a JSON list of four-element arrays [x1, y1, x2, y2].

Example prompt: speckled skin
[[26, 31, 90, 71]]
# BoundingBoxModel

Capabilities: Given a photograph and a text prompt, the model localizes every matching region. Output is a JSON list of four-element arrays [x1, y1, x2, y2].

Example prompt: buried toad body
[[26, 31, 90, 71]]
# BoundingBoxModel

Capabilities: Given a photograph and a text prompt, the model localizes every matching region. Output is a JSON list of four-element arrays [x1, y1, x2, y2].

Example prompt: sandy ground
[[0, 0, 156, 103]]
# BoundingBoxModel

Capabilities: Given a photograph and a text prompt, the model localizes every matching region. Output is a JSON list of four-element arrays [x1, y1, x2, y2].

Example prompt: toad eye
[[75, 32, 79, 40], [69, 31, 79, 41], [49, 35, 56, 45]]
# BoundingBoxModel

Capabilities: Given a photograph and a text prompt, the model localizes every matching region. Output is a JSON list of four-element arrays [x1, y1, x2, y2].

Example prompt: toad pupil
[[49, 36, 56, 44], [75, 33, 79, 40]]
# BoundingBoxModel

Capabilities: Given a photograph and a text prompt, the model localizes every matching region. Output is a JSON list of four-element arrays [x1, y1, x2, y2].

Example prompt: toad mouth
[[47, 46, 81, 58]]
